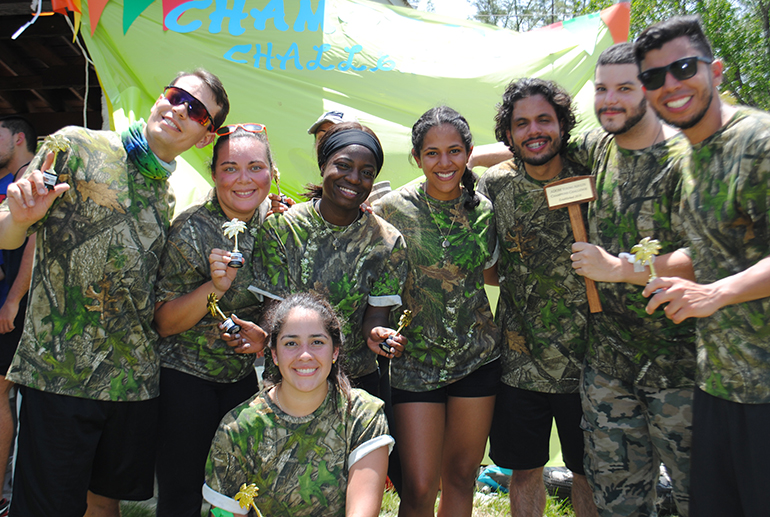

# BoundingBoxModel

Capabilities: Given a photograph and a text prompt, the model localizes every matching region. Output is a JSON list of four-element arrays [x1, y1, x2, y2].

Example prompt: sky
[[413, 0, 478, 21]]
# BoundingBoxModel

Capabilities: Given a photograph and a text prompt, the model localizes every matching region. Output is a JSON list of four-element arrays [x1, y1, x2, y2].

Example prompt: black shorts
[[0, 299, 25, 376], [11, 387, 159, 517], [489, 384, 585, 474], [690, 388, 770, 517], [391, 359, 501, 404]]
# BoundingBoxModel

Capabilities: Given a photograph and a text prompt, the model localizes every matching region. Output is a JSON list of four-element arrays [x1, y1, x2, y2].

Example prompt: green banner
[[80, 0, 628, 214]]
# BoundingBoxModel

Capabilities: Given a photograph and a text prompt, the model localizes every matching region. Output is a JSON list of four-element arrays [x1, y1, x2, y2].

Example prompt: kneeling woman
[[203, 293, 393, 517]]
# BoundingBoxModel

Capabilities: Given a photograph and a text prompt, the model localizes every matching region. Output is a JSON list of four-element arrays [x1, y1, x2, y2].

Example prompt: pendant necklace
[[424, 193, 457, 249], [315, 199, 356, 250]]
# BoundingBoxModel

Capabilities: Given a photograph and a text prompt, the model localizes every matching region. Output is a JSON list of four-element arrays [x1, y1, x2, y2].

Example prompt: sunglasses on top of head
[[215, 123, 268, 138], [163, 86, 215, 131], [638, 56, 713, 91]]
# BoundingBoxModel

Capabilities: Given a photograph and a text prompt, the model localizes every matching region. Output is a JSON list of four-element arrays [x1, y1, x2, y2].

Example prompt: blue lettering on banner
[[166, 0, 396, 72]]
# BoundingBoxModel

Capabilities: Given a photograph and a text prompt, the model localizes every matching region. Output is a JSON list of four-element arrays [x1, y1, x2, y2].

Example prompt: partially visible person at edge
[[0, 69, 228, 516], [477, 78, 599, 517], [0, 116, 37, 516], [371, 106, 500, 517], [635, 16, 770, 517], [203, 292, 392, 517], [244, 122, 408, 399], [567, 42, 696, 517], [153, 124, 274, 517]]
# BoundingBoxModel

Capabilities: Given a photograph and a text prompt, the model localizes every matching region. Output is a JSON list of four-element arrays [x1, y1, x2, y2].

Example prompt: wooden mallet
[[543, 175, 602, 313]]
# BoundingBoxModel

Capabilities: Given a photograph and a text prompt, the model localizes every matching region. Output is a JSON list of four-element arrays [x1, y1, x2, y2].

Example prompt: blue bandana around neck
[[121, 120, 172, 180]]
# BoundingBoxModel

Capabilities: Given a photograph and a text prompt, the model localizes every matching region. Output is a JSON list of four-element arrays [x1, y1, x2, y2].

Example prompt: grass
[[120, 491, 576, 517]]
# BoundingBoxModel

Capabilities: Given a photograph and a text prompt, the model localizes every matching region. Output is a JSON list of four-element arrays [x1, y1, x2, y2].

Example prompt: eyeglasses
[[163, 86, 214, 130], [638, 56, 713, 91], [215, 123, 267, 137]]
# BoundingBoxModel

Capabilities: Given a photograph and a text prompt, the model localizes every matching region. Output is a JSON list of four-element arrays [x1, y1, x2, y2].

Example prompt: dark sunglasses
[[215, 123, 268, 137], [163, 86, 214, 130], [638, 56, 713, 91]]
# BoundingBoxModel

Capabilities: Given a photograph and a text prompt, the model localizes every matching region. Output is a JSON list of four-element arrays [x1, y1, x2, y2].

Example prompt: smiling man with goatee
[[478, 78, 598, 517]]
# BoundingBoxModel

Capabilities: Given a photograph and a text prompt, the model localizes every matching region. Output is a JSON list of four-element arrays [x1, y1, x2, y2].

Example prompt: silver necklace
[[315, 200, 357, 250], [424, 193, 458, 249]]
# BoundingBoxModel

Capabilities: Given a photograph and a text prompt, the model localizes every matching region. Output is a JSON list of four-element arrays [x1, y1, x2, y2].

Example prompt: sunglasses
[[215, 123, 268, 137], [638, 56, 713, 91], [163, 86, 214, 130]]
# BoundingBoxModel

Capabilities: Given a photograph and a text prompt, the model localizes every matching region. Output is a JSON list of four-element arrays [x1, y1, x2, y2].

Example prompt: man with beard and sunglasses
[[478, 79, 599, 517], [567, 42, 697, 517], [0, 69, 228, 517], [634, 17, 770, 517]]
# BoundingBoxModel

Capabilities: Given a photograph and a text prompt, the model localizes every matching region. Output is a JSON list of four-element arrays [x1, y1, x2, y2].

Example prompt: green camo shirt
[[374, 184, 500, 391], [204, 386, 391, 517], [1, 126, 174, 401], [681, 108, 770, 404], [568, 129, 696, 388], [478, 158, 589, 394], [252, 201, 407, 379], [156, 190, 269, 383]]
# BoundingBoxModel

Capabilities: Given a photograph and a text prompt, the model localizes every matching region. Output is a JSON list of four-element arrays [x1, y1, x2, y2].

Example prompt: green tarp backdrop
[[80, 0, 630, 214]]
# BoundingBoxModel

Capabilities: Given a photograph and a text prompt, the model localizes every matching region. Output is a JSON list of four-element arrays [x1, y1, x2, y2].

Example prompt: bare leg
[[571, 473, 599, 517], [0, 376, 13, 495], [395, 402, 446, 517], [437, 395, 495, 517], [84, 491, 121, 517], [509, 467, 546, 517]]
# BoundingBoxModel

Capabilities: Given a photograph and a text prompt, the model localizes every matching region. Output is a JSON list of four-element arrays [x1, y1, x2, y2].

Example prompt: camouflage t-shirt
[[567, 129, 696, 389], [680, 108, 770, 404], [203, 385, 392, 517], [477, 158, 589, 394], [252, 201, 408, 379], [373, 184, 500, 391], [1, 126, 174, 401], [156, 190, 270, 383]]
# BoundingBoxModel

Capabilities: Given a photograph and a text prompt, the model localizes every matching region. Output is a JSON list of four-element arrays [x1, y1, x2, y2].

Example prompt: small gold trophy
[[222, 218, 247, 268], [379, 310, 413, 354], [631, 237, 663, 282], [207, 293, 241, 334], [234, 483, 264, 517]]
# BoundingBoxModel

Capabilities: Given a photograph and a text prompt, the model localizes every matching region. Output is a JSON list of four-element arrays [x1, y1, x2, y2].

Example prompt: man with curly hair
[[478, 78, 598, 517]]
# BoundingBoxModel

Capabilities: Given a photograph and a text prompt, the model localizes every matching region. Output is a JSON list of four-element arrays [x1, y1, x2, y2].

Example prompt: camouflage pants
[[580, 363, 693, 517]]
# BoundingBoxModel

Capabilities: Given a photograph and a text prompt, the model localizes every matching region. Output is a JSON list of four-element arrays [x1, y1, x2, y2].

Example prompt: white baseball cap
[[307, 110, 359, 134]]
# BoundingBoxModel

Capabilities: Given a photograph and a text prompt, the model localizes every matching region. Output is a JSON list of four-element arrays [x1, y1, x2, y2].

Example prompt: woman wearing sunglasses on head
[[153, 124, 274, 517], [244, 122, 408, 399]]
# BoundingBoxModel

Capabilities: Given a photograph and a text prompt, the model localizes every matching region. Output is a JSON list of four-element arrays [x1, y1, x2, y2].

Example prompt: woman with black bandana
[[230, 122, 409, 396]]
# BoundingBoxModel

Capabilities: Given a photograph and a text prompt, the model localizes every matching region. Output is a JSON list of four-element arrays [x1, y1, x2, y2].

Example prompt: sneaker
[[0, 497, 9, 517]]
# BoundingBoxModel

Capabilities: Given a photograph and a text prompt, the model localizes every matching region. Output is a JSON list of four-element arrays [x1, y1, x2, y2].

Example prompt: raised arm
[[0, 152, 69, 250], [154, 248, 237, 337]]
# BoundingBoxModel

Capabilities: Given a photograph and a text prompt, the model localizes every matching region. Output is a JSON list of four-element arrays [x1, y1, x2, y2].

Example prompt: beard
[[598, 97, 648, 135], [514, 134, 563, 166], [660, 89, 714, 130]]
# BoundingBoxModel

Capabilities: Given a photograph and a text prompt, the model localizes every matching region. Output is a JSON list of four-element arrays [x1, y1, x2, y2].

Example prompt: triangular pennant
[[600, 1, 631, 44], [562, 11, 603, 55], [88, 0, 111, 35], [162, 0, 189, 31], [123, 0, 155, 33]]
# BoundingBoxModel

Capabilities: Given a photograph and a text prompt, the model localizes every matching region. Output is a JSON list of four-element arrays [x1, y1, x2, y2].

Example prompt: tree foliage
[[471, 0, 770, 110]]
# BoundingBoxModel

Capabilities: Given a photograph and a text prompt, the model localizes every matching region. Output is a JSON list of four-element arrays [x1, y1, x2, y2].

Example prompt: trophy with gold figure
[[379, 310, 413, 354], [207, 293, 241, 334], [222, 218, 247, 269], [631, 237, 663, 282]]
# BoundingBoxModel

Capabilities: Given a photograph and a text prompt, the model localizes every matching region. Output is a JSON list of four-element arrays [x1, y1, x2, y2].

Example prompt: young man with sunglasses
[[635, 16, 770, 516], [0, 69, 229, 516], [567, 42, 697, 517]]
